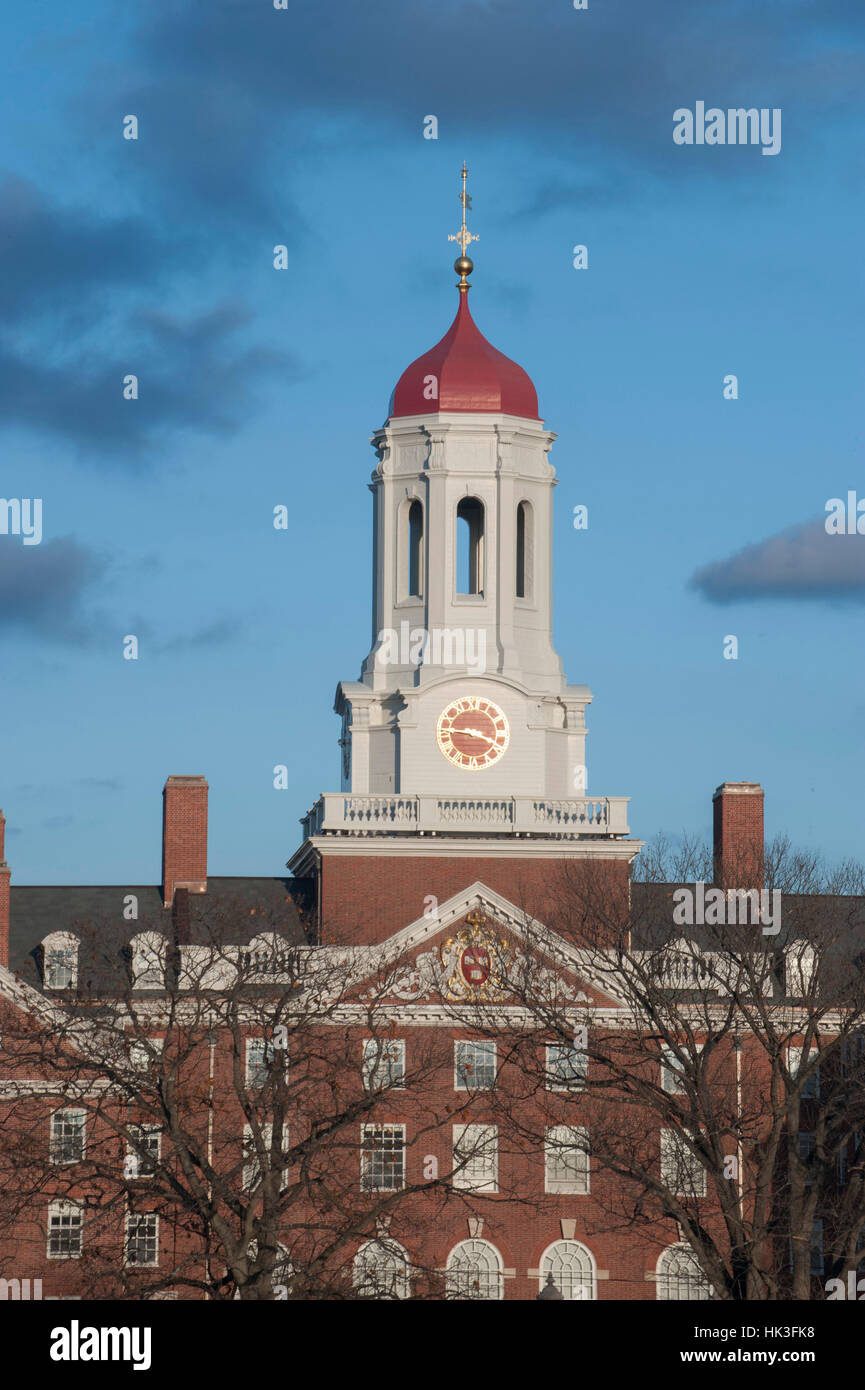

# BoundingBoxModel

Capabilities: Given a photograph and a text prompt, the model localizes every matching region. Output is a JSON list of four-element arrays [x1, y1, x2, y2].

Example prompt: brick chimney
[[162, 776, 208, 908], [712, 782, 764, 890], [0, 811, 9, 969]]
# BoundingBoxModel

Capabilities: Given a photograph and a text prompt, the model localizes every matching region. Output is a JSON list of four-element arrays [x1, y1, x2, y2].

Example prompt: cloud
[[689, 517, 865, 604], [0, 176, 168, 323], [0, 301, 300, 457], [0, 537, 105, 636]]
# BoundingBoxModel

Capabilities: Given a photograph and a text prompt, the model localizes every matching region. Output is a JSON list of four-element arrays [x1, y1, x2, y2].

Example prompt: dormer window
[[42, 933, 79, 991], [129, 932, 165, 990]]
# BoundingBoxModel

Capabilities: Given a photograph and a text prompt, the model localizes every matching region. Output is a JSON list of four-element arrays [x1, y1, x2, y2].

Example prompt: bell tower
[[293, 167, 631, 873]]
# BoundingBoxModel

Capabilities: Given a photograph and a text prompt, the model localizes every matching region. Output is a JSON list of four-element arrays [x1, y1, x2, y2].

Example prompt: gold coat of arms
[[440, 910, 513, 1003]]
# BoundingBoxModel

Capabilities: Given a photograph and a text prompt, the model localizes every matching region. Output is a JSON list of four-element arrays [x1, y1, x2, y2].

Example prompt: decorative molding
[[560, 1218, 576, 1240], [467, 1217, 483, 1238]]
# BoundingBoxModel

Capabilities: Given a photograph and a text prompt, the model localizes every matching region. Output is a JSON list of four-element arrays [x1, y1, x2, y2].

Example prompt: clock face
[[436, 696, 510, 770]]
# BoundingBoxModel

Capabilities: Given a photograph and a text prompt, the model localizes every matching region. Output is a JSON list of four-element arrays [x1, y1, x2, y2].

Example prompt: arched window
[[41, 933, 79, 991], [129, 932, 165, 990], [353, 1239, 410, 1299], [457, 497, 484, 595], [407, 499, 423, 597], [446, 1239, 504, 1300], [656, 1243, 712, 1300], [516, 500, 533, 599], [538, 1239, 596, 1301]]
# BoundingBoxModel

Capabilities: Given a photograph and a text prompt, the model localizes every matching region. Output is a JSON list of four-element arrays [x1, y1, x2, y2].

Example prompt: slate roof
[[9, 876, 314, 994]]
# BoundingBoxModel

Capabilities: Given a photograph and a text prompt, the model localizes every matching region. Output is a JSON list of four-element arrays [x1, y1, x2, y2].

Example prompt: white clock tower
[[310, 169, 629, 842]]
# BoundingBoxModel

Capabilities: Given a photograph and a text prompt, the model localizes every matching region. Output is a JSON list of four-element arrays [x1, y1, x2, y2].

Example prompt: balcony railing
[[301, 793, 629, 840]]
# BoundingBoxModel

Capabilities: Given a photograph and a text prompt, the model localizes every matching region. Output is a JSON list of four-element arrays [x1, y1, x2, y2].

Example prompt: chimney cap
[[164, 775, 208, 786], [713, 782, 763, 799]]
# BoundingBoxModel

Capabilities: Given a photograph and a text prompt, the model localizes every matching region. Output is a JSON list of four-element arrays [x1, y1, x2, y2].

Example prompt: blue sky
[[1, 0, 863, 885]]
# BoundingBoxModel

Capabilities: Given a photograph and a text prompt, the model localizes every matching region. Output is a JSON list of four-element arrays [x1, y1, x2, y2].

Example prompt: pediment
[[351, 881, 626, 1010]]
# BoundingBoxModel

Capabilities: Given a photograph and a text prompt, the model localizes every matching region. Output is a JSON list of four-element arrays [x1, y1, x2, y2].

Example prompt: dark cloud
[[689, 517, 865, 604], [0, 301, 300, 457], [125, 0, 862, 205], [0, 537, 105, 636], [0, 176, 169, 323]]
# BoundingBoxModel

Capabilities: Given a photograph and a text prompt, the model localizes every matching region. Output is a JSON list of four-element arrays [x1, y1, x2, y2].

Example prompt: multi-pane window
[[660, 1047, 686, 1095], [126, 1125, 161, 1179], [452, 1124, 498, 1192], [129, 934, 164, 989], [353, 1240, 410, 1299], [788, 1045, 820, 1098], [125, 1213, 159, 1267], [245, 1038, 272, 1089], [362, 1039, 405, 1092], [50, 1109, 85, 1164], [546, 1043, 587, 1091], [454, 1041, 496, 1091], [446, 1240, 505, 1300], [243, 1122, 288, 1193], [361, 1125, 405, 1192], [545, 1125, 590, 1194], [539, 1240, 595, 1301], [47, 1200, 82, 1259], [43, 937, 78, 991], [660, 1128, 706, 1197], [656, 1244, 712, 1300]]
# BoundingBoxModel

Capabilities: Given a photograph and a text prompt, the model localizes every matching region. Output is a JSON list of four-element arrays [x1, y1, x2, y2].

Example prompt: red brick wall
[[319, 851, 630, 946]]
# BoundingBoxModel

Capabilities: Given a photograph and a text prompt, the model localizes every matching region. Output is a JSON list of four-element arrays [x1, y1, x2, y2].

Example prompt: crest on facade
[[440, 910, 513, 1003]]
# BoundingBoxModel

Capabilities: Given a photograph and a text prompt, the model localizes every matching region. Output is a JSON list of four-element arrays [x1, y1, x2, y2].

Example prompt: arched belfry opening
[[516, 500, 534, 600], [457, 496, 484, 595], [407, 499, 423, 598]]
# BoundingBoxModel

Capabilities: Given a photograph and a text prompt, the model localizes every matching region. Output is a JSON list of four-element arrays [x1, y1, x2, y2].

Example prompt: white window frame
[[129, 932, 165, 990], [125, 1212, 159, 1268], [245, 1037, 271, 1089], [360, 1124, 406, 1193], [545, 1042, 587, 1092], [545, 1125, 590, 1194], [47, 1200, 82, 1260], [454, 1040, 497, 1091], [655, 1243, 712, 1300], [452, 1124, 498, 1193], [660, 1128, 707, 1197], [445, 1239, 505, 1300], [353, 1239, 410, 1299], [361, 1038, 406, 1092], [42, 933, 79, 991], [126, 1125, 161, 1180], [50, 1108, 86, 1164], [242, 1122, 289, 1194], [538, 1239, 596, 1301]]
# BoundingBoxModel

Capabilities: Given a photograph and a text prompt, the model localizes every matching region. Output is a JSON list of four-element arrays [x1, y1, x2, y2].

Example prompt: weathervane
[[448, 161, 478, 289]]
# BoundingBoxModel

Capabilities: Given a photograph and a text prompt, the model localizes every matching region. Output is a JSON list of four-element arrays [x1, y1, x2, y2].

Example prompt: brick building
[[1, 193, 863, 1301]]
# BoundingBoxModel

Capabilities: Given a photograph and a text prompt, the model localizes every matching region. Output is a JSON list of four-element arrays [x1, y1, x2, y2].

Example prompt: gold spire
[[448, 161, 478, 290]]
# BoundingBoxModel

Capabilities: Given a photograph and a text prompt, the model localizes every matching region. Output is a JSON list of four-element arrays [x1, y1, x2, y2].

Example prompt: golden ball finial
[[454, 254, 473, 287]]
